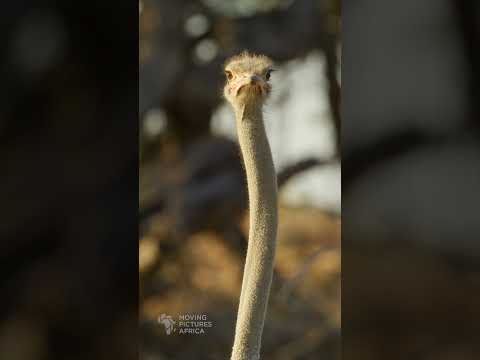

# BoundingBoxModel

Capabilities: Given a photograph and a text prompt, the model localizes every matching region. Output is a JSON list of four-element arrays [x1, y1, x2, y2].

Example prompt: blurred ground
[[140, 206, 340, 360]]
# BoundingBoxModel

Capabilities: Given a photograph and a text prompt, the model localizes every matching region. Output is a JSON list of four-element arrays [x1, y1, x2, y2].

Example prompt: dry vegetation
[[140, 206, 340, 360]]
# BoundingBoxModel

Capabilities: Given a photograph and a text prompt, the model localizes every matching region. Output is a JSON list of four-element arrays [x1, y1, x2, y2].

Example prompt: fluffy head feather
[[223, 51, 274, 110]]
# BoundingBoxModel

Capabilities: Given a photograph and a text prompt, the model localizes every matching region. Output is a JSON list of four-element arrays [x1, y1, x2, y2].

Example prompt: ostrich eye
[[225, 70, 233, 81], [265, 69, 274, 81]]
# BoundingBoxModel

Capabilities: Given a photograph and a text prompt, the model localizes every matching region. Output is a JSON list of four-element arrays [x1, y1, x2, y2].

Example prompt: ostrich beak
[[235, 75, 264, 96]]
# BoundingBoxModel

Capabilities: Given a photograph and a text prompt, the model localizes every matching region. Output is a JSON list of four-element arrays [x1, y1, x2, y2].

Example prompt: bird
[[224, 51, 278, 360]]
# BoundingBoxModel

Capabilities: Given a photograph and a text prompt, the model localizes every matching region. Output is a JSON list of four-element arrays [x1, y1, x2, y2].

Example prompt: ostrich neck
[[231, 104, 278, 360]]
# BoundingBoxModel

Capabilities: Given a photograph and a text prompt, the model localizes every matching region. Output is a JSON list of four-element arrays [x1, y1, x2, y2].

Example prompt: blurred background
[[0, 2, 137, 360], [4, 1, 478, 359], [343, 1, 480, 359], [138, 0, 341, 359]]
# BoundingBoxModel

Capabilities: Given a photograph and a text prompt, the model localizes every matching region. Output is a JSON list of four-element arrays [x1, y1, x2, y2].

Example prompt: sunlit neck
[[233, 103, 264, 122]]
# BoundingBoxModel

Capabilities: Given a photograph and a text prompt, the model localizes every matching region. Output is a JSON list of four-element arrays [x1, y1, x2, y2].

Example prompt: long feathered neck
[[231, 104, 278, 360]]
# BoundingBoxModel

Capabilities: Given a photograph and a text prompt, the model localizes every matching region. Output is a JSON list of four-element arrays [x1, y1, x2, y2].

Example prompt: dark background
[[0, 2, 138, 360], [343, 1, 480, 359]]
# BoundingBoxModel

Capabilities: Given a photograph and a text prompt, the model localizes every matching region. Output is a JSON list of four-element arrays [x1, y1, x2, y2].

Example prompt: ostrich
[[224, 51, 278, 360]]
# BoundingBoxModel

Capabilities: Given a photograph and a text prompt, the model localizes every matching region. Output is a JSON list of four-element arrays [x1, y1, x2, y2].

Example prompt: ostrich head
[[223, 51, 274, 110]]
